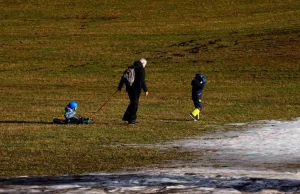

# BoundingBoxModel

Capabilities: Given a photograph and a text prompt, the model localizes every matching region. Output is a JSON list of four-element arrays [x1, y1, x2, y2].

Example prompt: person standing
[[189, 73, 206, 121], [118, 58, 148, 124]]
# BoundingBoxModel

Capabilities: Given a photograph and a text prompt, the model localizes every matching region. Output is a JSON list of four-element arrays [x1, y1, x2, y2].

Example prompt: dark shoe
[[83, 118, 93, 124], [128, 120, 139, 124]]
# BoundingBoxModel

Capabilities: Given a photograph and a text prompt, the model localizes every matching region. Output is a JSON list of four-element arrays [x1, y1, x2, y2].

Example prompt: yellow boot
[[189, 108, 200, 121]]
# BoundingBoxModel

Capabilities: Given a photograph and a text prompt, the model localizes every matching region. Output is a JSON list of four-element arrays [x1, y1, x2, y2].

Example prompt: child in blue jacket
[[189, 73, 206, 121], [64, 101, 88, 124]]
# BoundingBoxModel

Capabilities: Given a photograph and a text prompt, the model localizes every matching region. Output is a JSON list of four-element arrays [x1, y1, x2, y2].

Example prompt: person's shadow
[[0, 120, 53, 124]]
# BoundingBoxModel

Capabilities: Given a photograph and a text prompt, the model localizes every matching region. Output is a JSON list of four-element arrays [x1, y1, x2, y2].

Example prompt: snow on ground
[[1, 118, 300, 193], [163, 118, 300, 170]]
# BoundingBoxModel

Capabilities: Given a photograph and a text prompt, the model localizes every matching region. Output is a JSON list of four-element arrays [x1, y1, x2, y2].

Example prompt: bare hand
[[145, 91, 149, 96]]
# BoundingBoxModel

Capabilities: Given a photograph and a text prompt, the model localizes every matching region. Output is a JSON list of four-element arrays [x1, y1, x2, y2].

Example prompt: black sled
[[53, 118, 93, 124]]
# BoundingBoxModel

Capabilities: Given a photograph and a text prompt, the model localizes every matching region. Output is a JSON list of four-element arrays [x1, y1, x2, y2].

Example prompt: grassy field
[[1, 0, 300, 177]]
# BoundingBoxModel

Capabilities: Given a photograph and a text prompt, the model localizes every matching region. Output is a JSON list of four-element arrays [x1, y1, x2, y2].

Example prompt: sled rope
[[90, 90, 118, 119]]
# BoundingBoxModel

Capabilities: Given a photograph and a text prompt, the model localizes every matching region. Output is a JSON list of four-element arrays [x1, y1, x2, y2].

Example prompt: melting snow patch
[[170, 117, 300, 166], [1, 118, 300, 193]]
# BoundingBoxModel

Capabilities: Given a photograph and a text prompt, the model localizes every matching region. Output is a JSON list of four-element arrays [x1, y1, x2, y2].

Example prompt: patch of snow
[[167, 118, 300, 169], [1, 118, 300, 193]]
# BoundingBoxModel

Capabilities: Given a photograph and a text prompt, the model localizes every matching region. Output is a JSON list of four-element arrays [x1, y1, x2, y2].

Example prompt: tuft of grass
[[1, 0, 300, 176]]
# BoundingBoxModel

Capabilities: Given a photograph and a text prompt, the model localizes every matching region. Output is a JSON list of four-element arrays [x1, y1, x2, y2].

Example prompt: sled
[[53, 118, 93, 124]]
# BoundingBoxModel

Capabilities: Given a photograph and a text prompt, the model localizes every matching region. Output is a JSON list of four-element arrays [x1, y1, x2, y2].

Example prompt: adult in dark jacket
[[118, 58, 148, 124]]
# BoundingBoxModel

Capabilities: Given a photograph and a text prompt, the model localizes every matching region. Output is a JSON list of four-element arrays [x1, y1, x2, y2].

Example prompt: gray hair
[[140, 58, 147, 68]]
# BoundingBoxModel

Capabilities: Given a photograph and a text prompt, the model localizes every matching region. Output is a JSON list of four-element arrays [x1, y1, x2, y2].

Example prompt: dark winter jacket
[[191, 77, 206, 99], [118, 60, 148, 92]]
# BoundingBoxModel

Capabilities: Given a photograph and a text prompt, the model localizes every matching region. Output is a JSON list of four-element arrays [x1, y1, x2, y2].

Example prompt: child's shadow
[[0, 120, 53, 124]]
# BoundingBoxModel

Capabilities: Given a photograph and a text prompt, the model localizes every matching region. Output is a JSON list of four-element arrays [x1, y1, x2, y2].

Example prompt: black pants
[[123, 87, 141, 122], [67, 116, 84, 124], [192, 92, 203, 111]]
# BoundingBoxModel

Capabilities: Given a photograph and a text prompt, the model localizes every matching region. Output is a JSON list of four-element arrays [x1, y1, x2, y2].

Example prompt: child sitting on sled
[[64, 101, 91, 124]]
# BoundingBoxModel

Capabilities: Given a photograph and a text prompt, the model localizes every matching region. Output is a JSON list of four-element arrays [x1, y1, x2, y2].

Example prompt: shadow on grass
[[0, 120, 53, 124], [156, 118, 192, 123], [0, 173, 299, 192]]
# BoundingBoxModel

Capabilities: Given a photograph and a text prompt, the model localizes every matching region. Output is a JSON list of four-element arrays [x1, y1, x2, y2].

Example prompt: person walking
[[118, 58, 148, 124], [189, 73, 206, 121]]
